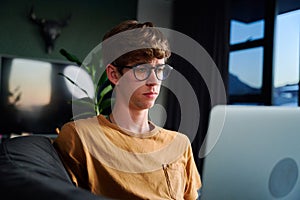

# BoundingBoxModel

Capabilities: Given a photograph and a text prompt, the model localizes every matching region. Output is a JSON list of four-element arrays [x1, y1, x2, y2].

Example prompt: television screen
[[0, 55, 94, 137]]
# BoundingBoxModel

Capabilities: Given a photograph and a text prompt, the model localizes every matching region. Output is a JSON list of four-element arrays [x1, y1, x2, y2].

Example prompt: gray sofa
[[0, 135, 108, 200]]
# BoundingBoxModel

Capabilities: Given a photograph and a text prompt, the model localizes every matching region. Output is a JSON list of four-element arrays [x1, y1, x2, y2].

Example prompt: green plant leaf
[[98, 71, 108, 88], [59, 48, 113, 117], [71, 98, 95, 109], [97, 84, 112, 110], [98, 98, 114, 112], [100, 84, 113, 98], [60, 49, 82, 66], [58, 72, 90, 98]]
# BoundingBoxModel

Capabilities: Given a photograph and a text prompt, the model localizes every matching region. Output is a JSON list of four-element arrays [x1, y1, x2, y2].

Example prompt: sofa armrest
[[0, 135, 107, 200]]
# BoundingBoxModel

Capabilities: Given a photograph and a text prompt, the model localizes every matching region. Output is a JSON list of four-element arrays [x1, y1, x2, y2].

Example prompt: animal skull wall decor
[[28, 6, 71, 54]]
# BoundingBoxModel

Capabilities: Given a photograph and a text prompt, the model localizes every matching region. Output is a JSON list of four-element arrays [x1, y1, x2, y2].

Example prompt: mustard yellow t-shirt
[[53, 115, 201, 200]]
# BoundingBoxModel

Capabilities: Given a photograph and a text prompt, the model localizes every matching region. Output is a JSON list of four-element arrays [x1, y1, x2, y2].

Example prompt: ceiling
[[231, 0, 300, 23]]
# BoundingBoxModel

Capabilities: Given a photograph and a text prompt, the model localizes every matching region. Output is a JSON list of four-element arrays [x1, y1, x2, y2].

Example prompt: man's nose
[[146, 69, 160, 85]]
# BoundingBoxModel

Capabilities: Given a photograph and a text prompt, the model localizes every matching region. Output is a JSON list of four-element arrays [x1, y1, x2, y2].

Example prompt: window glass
[[228, 47, 263, 95], [0, 56, 76, 135], [230, 19, 264, 45], [273, 9, 300, 106], [8, 59, 51, 110]]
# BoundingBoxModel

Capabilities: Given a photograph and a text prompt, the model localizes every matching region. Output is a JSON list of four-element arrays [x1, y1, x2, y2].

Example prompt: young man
[[53, 20, 201, 200]]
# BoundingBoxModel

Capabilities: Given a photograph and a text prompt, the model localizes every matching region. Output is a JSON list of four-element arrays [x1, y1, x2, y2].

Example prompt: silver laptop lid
[[200, 105, 300, 200]]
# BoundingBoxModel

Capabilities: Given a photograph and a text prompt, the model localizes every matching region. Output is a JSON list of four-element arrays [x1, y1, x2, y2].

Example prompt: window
[[228, 0, 300, 106], [273, 9, 300, 106], [230, 19, 264, 45], [0, 56, 76, 135], [228, 17, 265, 104], [229, 47, 263, 96], [8, 59, 52, 110]]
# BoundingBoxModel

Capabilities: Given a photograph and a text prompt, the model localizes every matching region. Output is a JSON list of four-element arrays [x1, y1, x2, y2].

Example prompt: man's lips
[[143, 92, 158, 98]]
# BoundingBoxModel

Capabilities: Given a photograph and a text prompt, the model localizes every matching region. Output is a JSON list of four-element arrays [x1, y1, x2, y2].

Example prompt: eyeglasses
[[116, 63, 173, 81]]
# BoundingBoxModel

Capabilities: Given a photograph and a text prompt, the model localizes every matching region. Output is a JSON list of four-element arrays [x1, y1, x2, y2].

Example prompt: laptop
[[199, 105, 300, 200]]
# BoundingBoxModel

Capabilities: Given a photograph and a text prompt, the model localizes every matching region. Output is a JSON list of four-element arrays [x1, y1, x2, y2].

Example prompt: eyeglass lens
[[133, 64, 172, 81]]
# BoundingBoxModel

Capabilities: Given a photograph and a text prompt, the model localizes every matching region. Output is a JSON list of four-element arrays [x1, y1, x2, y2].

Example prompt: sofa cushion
[[0, 135, 107, 200]]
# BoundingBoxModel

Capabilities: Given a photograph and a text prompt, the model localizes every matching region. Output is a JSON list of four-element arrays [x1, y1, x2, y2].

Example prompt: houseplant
[[58, 48, 113, 120]]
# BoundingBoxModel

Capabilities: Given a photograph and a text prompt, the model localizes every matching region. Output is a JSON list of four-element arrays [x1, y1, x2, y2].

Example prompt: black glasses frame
[[116, 63, 173, 81]]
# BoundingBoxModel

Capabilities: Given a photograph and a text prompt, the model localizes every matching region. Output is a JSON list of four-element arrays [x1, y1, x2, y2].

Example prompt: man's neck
[[110, 104, 150, 134]]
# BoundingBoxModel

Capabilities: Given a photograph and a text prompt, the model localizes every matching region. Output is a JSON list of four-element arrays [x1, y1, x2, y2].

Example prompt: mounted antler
[[28, 6, 71, 54]]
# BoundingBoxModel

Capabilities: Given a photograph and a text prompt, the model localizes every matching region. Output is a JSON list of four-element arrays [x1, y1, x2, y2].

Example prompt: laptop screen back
[[200, 105, 300, 200]]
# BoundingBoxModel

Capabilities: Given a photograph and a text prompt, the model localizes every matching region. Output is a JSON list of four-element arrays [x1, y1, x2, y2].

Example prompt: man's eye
[[136, 67, 147, 73], [156, 67, 164, 73]]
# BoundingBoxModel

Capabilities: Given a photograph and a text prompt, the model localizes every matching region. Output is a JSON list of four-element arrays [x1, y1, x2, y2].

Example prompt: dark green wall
[[0, 0, 137, 61]]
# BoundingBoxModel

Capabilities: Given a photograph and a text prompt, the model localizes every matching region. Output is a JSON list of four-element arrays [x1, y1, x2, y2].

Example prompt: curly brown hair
[[102, 20, 171, 67]]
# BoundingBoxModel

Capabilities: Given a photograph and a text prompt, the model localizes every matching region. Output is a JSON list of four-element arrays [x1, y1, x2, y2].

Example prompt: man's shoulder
[[159, 128, 191, 143], [61, 116, 101, 132]]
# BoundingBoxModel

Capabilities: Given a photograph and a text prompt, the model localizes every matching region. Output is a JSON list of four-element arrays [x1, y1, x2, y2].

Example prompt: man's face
[[116, 58, 164, 111]]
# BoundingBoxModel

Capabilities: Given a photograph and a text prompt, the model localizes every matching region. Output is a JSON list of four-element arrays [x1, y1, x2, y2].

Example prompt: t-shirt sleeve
[[53, 122, 90, 191]]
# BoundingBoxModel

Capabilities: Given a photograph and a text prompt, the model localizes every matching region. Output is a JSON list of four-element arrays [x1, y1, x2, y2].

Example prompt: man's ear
[[106, 64, 120, 85]]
